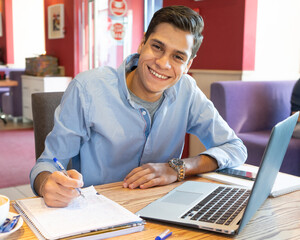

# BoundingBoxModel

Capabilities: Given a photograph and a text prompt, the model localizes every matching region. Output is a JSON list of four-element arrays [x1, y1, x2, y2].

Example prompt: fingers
[[124, 166, 143, 181], [54, 170, 83, 188], [65, 170, 84, 187], [123, 163, 177, 189], [42, 171, 84, 207], [124, 167, 155, 189]]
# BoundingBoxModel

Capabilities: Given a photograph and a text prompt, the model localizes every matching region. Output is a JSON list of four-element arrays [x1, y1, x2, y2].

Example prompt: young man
[[30, 6, 247, 207]]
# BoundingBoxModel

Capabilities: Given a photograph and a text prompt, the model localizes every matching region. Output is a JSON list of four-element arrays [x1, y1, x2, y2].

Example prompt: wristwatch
[[168, 158, 186, 181]]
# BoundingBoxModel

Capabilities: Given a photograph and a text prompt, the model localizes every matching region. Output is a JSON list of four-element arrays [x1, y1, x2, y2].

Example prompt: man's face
[[132, 23, 194, 102]]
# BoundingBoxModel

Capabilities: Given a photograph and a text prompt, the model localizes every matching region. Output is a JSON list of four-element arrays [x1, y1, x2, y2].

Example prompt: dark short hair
[[144, 5, 204, 60]]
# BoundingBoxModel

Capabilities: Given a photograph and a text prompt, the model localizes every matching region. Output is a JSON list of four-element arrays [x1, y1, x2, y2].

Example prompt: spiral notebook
[[14, 186, 144, 240]]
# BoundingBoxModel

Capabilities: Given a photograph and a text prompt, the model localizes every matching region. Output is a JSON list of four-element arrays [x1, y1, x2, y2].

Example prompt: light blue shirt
[[30, 54, 247, 193]]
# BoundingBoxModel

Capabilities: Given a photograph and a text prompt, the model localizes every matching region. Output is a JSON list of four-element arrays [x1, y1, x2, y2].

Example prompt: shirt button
[[142, 111, 146, 115]]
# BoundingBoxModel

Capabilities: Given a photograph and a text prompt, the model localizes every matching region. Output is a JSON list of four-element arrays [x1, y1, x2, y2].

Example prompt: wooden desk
[[7, 177, 300, 239], [0, 79, 18, 87]]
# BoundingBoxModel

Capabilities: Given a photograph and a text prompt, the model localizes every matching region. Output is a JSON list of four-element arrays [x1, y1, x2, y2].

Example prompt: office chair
[[31, 92, 80, 171], [31, 92, 64, 160]]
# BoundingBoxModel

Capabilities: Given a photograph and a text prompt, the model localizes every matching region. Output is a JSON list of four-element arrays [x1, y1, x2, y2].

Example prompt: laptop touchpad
[[162, 191, 202, 205]]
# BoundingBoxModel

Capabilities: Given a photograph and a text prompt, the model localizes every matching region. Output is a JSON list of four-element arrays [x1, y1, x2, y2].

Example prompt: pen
[[155, 229, 172, 240], [53, 158, 85, 198], [0, 215, 20, 233]]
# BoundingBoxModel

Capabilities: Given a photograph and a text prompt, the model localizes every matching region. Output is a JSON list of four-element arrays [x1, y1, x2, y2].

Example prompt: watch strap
[[168, 158, 186, 181]]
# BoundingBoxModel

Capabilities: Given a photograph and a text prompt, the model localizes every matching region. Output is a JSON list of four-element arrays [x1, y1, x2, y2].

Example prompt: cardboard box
[[25, 55, 58, 76]]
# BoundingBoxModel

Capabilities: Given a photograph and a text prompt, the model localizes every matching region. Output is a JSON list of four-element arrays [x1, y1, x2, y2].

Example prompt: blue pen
[[155, 229, 172, 240], [53, 158, 85, 198], [0, 218, 10, 233], [1, 215, 20, 233]]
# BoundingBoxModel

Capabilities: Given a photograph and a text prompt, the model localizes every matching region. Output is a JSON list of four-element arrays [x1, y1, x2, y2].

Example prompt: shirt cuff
[[30, 161, 58, 196]]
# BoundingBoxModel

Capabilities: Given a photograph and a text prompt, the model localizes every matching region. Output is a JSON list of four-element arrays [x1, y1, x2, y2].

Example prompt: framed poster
[[48, 4, 64, 39]]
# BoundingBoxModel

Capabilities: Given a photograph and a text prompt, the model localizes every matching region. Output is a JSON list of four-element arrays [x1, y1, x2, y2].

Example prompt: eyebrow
[[151, 39, 189, 59]]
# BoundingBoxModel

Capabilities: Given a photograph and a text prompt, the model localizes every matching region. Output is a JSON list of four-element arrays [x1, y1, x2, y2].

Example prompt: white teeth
[[149, 68, 168, 79]]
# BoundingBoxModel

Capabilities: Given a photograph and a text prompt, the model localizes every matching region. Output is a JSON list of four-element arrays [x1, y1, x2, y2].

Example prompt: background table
[[0, 80, 18, 87], [7, 176, 300, 239]]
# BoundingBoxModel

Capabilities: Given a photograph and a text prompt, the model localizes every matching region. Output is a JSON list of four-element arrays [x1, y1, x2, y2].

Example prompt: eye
[[174, 55, 184, 62], [152, 44, 162, 51]]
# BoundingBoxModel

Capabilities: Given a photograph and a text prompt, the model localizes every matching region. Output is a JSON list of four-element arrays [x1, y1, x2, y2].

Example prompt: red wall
[[126, 0, 144, 53], [242, 0, 257, 70], [44, 0, 75, 77], [163, 0, 257, 71], [0, 0, 6, 63], [0, 0, 14, 64]]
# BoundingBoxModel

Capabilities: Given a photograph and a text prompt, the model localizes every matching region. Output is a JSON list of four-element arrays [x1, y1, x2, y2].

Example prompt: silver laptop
[[136, 112, 299, 235]]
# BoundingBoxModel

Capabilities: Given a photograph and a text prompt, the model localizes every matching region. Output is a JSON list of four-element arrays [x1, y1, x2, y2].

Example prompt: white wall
[[12, 0, 45, 67], [251, 0, 300, 81]]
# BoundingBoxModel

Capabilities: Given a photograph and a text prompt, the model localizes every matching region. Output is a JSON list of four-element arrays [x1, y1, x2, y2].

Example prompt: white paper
[[200, 165, 300, 197], [15, 186, 143, 240]]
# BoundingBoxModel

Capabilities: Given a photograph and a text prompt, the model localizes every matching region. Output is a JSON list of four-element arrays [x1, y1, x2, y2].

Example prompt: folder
[[200, 164, 300, 197]]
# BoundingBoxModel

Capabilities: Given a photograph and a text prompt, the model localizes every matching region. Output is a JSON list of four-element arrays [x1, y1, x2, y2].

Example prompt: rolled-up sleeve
[[187, 80, 247, 169]]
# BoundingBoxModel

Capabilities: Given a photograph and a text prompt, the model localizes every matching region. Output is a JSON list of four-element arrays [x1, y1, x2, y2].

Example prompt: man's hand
[[123, 155, 218, 190], [36, 170, 84, 207], [123, 163, 177, 189]]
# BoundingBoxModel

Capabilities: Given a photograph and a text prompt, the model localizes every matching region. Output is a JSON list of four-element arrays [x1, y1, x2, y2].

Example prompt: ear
[[184, 58, 194, 74], [137, 34, 146, 54]]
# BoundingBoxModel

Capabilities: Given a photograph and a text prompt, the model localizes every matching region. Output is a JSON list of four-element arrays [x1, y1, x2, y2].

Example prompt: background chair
[[0, 87, 9, 124], [6, 70, 25, 117], [0, 69, 25, 123], [210, 80, 300, 176], [0, 87, 10, 113]]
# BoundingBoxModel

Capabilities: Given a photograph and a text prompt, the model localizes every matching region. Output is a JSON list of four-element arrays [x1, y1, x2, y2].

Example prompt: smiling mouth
[[148, 67, 169, 80]]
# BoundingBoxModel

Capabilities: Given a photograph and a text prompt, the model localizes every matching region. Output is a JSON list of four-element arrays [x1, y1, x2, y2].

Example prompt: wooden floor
[[0, 116, 35, 200]]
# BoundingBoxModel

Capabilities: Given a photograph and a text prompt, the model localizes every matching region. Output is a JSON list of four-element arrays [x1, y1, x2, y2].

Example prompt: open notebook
[[14, 186, 144, 240]]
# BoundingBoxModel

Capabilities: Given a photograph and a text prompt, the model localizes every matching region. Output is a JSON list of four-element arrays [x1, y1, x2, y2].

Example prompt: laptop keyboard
[[181, 186, 250, 225]]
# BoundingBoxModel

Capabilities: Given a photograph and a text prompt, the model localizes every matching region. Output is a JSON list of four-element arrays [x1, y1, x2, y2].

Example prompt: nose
[[156, 54, 171, 69]]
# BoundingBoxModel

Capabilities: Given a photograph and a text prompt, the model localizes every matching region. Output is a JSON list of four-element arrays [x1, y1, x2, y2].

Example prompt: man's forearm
[[184, 154, 218, 176], [33, 171, 52, 197]]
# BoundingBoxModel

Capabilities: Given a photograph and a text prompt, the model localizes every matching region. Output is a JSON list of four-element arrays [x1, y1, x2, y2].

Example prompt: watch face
[[172, 159, 183, 166]]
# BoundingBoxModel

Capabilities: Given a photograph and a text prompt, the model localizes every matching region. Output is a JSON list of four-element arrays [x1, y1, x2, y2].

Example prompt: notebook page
[[16, 186, 143, 240]]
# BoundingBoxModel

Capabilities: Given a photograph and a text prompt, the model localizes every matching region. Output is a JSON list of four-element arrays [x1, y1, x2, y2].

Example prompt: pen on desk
[[155, 229, 172, 240], [53, 157, 85, 198], [1, 215, 21, 233]]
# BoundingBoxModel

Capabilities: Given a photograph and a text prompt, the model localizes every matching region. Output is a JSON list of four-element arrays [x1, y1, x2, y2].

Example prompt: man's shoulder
[[176, 73, 198, 90], [74, 66, 119, 87], [173, 73, 207, 101], [76, 66, 117, 80]]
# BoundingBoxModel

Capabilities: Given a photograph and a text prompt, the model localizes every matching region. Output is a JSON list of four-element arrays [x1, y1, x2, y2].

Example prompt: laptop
[[136, 112, 299, 235]]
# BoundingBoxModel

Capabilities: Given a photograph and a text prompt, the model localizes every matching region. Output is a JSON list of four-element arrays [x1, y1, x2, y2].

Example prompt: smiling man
[[30, 6, 247, 207]]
